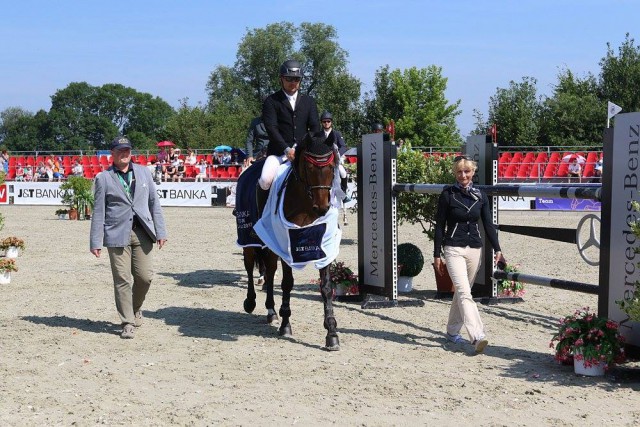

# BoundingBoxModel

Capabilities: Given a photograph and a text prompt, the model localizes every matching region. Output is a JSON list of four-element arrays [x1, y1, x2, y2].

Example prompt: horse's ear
[[324, 130, 336, 147]]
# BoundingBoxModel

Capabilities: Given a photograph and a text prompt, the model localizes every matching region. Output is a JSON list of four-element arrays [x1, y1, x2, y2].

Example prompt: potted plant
[[0, 236, 25, 259], [397, 242, 424, 292], [396, 144, 456, 296], [60, 176, 94, 221], [0, 258, 18, 284], [327, 261, 359, 298], [550, 307, 626, 376], [55, 208, 69, 220], [497, 263, 525, 298]]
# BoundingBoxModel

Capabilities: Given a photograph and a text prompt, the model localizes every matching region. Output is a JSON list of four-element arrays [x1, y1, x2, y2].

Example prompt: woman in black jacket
[[433, 155, 506, 353]]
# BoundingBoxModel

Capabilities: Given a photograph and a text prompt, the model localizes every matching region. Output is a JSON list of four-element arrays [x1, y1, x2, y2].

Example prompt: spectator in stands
[[221, 150, 232, 165], [592, 158, 603, 182], [48, 156, 64, 181], [174, 159, 185, 182], [15, 163, 25, 181], [157, 146, 168, 164], [568, 159, 582, 182], [71, 159, 84, 177], [164, 158, 178, 182], [0, 149, 9, 173], [195, 159, 208, 182], [213, 151, 223, 165], [185, 149, 197, 166], [38, 160, 52, 181], [24, 165, 33, 181]]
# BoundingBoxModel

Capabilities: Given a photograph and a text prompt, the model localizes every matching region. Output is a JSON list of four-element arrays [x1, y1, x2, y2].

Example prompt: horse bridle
[[298, 151, 335, 199]]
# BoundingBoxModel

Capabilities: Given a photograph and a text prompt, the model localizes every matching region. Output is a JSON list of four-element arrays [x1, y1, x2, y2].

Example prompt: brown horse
[[245, 132, 341, 350]]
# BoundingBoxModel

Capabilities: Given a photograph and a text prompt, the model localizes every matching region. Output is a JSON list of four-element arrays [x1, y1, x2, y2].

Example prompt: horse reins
[[301, 151, 335, 198]]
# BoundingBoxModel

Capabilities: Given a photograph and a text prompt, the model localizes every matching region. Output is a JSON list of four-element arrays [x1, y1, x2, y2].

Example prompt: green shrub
[[397, 243, 424, 277]]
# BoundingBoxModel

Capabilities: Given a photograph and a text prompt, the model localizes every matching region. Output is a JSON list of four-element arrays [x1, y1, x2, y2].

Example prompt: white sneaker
[[473, 336, 489, 353]]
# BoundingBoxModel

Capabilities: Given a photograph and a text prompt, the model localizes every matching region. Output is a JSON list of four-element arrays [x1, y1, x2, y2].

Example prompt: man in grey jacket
[[90, 136, 168, 339]]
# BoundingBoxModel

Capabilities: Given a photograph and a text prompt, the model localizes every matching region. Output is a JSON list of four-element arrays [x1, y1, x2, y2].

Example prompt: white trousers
[[443, 245, 485, 342], [258, 154, 287, 190]]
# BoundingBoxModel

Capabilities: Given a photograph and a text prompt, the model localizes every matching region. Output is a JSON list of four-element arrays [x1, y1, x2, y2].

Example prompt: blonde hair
[[452, 157, 477, 174]]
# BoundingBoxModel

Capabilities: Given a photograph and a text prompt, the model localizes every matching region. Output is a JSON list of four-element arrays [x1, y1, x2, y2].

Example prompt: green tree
[[486, 77, 541, 147], [599, 33, 640, 113], [365, 65, 462, 148], [48, 82, 174, 151], [205, 22, 362, 148], [539, 69, 603, 147]]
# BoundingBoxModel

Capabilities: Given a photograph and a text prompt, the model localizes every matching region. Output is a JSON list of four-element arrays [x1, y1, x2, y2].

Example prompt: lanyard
[[117, 170, 133, 198]]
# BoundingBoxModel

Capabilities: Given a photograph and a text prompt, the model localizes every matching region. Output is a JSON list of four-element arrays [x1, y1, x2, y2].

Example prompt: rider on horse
[[257, 59, 321, 218]]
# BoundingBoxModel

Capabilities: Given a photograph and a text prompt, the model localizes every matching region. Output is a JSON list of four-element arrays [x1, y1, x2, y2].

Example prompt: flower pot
[[68, 208, 78, 221], [574, 356, 605, 376], [5, 246, 19, 259], [397, 276, 413, 292], [432, 262, 455, 297], [0, 271, 10, 284]]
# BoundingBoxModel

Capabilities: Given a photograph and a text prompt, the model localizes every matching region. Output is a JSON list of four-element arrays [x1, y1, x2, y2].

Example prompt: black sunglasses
[[322, 120, 332, 123], [454, 155, 473, 162], [283, 76, 301, 83]]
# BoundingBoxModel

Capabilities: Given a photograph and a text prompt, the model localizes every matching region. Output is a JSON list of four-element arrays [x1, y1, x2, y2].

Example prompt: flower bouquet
[[497, 263, 525, 297], [0, 236, 25, 251], [325, 261, 359, 298], [550, 307, 626, 372], [0, 258, 18, 273]]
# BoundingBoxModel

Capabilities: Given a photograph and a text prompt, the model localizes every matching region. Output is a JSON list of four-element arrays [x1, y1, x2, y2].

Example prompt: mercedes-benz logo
[[576, 214, 600, 266]]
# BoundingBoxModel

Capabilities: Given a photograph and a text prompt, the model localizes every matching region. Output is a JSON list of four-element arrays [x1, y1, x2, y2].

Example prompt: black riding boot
[[256, 184, 270, 218], [340, 177, 348, 193]]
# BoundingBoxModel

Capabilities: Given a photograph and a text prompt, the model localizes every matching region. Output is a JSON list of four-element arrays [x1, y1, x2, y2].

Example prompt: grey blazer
[[90, 162, 167, 249]]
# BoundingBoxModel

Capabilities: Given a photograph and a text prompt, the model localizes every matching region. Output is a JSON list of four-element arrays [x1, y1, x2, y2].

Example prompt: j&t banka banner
[[7, 181, 233, 207]]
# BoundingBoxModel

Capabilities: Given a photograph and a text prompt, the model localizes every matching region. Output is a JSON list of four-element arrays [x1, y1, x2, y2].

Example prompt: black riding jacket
[[433, 185, 501, 258]]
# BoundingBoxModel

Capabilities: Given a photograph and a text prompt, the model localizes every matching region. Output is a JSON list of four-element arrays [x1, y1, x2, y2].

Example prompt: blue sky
[[1, 0, 636, 137]]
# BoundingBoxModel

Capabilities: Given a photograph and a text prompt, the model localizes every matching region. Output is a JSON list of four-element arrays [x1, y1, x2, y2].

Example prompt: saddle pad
[[254, 163, 342, 269]]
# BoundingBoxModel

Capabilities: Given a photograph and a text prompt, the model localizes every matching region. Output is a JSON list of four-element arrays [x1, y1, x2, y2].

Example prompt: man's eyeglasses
[[454, 155, 473, 162], [283, 76, 301, 83], [321, 120, 332, 123]]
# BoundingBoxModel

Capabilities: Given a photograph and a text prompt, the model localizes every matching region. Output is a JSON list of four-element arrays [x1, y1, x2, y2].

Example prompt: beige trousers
[[443, 245, 485, 342], [108, 227, 155, 325]]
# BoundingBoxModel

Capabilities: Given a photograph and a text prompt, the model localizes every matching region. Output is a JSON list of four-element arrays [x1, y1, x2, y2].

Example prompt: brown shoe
[[134, 311, 143, 327], [121, 323, 135, 339]]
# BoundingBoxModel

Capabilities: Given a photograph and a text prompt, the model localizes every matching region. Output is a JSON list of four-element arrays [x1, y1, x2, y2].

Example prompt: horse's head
[[294, 132, 338, 216]]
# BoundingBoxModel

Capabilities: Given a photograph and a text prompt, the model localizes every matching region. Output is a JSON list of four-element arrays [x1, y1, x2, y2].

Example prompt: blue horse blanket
[[253, 163, 342, 270], [235, 159, 265, 248]]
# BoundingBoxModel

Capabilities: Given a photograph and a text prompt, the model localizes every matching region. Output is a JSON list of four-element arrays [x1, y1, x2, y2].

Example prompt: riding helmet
[[320, 111, 333, 121], [279, 60, 303, 78]]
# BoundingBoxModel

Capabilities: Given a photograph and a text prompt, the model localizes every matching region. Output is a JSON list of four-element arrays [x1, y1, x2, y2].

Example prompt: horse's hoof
[[267, 313, 279, 325], [279, 324, 292, 337], [325, 336, 340, 351], [243, 299, 256, 313]]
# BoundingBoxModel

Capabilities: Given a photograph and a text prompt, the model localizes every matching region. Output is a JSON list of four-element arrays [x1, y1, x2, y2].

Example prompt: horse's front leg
[[243, 248, 257, 313], [264, 251, 279, 324], [319, 266, 340, 351], [255, 247, 266, 291], [278, 260, 294, 337]]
